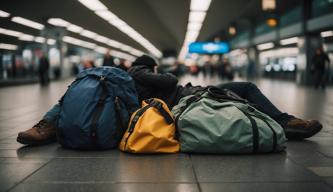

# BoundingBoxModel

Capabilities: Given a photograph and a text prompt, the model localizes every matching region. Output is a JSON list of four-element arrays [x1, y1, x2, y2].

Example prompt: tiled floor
[[0, 74, 333, 192]]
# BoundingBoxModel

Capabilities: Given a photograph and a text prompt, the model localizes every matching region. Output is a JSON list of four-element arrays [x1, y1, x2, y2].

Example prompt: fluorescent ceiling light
[[257, 42, 274, 50], [48, 18, 69, 27], [11, 16, 44, 30], [95, 10, 117, 21], [0, 27, 22, 37], [262, 0, 276, 11], [47, 39, 56, 45], [95, 46, 108, 54], [67, 24, 83, 33], [190, 0, 212, 11], [321, 31, 333, 38], [280, 37, 298, 45], [80, 29, 97, 38], [189, 11, 206, 23], [109, 18, 127, 27], [19, 34, 35, 41], [108, 39, 122, 47], [0, 43, 17, 50], [185, 31, 199, 42], [34, 36, 45, 43], [0, 10, 10, 17], [77, 0, 161, 57], [187, 22, 202, 31], [95, 35, 109, 43], [78, 0, 107, 11]]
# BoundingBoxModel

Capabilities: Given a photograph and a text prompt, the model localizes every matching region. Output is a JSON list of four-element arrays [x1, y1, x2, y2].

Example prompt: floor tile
[[10, 183, 199, 192], [25, 156, 195, 182], [191, 154, 321, 182], [200, 182, 333, 192]]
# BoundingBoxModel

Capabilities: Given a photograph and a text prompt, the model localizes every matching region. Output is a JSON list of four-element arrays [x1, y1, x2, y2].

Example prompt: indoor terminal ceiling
[[0, 0, 302, 56]]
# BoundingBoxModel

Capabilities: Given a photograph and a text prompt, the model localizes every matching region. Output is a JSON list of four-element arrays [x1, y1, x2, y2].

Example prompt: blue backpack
[[57, 67, 139, 149]]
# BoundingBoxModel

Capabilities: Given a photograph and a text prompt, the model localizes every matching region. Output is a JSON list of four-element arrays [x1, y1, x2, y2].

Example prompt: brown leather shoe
[[284, 118, 322, 140], [17, 119, 57, 145]]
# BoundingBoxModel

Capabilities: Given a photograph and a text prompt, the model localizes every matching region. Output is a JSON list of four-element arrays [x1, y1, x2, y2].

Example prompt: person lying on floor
[[17, 55, 322, 146]]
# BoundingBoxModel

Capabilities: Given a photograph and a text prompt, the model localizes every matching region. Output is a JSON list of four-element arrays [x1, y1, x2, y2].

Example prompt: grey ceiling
[[0, 0, 301, 55]]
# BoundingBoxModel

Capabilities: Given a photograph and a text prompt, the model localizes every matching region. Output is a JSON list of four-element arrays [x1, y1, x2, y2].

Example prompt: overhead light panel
[[11, 16, 45, 30], [0, 43, 17, 50], [77, 0, 161, 58], [262, 0, 276, 11], [19, 34, 35, 41], [0, 27, 22, 37], [280, 37, 298, 45], [34, 36, 45, 43], [48, 18, 69, 27], [190, 0, 212, 11], [187, 23, 202, 31], [78, 0, 107, 11], [321, 31, 333, 38], [189, 11, 206, 23], [0, 10, 10, 17], [80, 29, 97, 38], [47, 39, 56, 45], [257, 42, 274, 50], [67, 24, 83, 33], [95, 10, 117, 21]]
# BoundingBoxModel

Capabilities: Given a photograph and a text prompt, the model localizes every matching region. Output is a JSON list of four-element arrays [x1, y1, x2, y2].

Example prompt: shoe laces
[[34, 120, 49, 132]]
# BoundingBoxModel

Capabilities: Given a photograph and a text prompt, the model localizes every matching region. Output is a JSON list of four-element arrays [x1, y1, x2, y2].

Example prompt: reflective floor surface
[[0, 74, 333, 192]]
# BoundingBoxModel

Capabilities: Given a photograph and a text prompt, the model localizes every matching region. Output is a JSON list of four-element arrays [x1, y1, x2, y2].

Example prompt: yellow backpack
[[119, 98, 180, 153]]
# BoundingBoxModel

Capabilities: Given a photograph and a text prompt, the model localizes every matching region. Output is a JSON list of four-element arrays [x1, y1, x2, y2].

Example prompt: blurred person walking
[[38, 54, 50, 85], [312, 47, 330, 89], [102, 51, 116, 67]]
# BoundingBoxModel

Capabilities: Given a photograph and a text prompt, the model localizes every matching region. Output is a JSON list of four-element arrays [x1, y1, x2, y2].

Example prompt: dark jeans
[[314, 70, 327, 89], [216, 82, 294, 127]]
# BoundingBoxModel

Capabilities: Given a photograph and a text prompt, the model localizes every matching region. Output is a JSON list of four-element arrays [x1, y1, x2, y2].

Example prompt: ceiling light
[[77, 0, 107, 11], [67, 24, 83, 33], [0, 10, 10, 17], [95, 10, 117, 21], [0, 43, 17, 50], [78, 0, 161, 57], [11, 16, 45, 30], [190, 0, 212, 11], [95, 35, 109, 43], [47, 18, 69, 27], [95, 46, 108, 54], [257, 42, 274, 50], [47, 39, 56, 45], [109, 18, 127, 27], [185, 31, 199, 42], [34, 36, 45, 43], [262, 0, 276, 11], [19, 34, 35, 41], [108, 39, 122, 47], [0, 27, 22, 37], [80, 30, 97, 38], [187, 22, 202, 31], [228, 26, 236, 35], [280, 37, 298, 45], [189, 11, 206, 23], [321, 31, 333, 38]]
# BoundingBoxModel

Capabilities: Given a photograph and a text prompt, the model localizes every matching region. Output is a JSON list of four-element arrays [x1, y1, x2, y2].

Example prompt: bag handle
[[146, 99, 174, 124]]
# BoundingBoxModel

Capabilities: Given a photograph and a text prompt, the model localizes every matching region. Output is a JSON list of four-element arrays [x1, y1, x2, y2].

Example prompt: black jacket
[[128, 65, 204, 108]]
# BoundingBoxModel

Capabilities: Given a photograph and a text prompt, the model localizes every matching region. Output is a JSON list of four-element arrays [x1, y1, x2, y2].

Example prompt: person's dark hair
[[132, 55, 157, 68]]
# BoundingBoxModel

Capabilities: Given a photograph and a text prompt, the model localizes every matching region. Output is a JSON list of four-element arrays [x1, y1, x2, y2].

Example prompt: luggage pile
[[57, 67, 287, 154]]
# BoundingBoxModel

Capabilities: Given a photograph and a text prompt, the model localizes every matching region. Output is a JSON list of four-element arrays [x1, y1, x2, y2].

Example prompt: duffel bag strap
[[147, 99, 174, 125]]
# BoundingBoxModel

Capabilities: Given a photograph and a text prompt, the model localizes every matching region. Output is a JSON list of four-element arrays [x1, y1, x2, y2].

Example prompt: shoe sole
[[286, 123, 323, 140], [16, 137, 57, 146]]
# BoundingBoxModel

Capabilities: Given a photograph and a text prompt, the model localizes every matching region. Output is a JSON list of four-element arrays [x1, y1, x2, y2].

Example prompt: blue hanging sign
[[188, 42, 229, 54]]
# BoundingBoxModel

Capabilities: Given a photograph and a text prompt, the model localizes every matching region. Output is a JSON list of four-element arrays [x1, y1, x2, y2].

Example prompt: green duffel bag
[[172, 87, 287, 154]]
